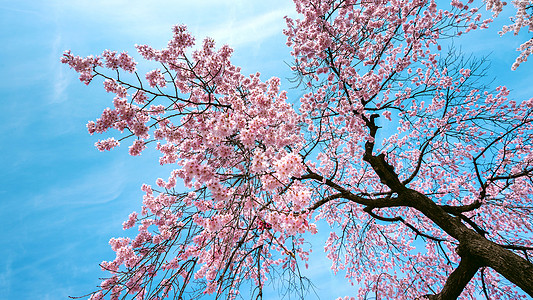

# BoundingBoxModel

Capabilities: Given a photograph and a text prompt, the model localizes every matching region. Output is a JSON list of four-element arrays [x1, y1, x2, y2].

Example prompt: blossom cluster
[[102, 50, 137, 73], [62, 0, 533, 299]]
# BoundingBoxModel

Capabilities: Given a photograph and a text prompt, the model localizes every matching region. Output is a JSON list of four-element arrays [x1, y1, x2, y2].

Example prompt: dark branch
[[426, 254, 482, 300], [363, 206, 446, 242], [298, 171, 406, 208], [439, 200, 482, 215]]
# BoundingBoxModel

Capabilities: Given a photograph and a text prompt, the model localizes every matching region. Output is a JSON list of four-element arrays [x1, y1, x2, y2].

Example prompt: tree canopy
[[63, 0, 533, 299]]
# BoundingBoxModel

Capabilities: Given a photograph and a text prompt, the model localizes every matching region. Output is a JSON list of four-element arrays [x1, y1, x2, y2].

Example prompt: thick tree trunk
[[465, 233, 533, 296], [427, 254, 481, 300], [404, 189, 533, 298]]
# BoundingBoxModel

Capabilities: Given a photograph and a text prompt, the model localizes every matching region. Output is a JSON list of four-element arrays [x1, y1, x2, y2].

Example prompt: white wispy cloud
[[50, 34, 70, 104], [202, 7, 295, 47], [31, 160, 127, 208], [53, 0, 296, 49]]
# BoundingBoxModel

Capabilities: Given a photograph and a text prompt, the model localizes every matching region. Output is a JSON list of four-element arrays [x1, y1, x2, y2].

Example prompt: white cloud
[[50, 34, 70, 104], [31, 160, 127, 208], [52, 0, 296, 49], [202, 7, 295, 47]]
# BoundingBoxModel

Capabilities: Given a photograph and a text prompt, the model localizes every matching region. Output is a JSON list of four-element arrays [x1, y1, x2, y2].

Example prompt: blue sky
[[0, 0, 531, 299]]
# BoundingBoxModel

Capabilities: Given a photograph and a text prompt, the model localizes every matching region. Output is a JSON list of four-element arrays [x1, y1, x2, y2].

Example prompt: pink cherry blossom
[[102, 50, 137, 73], [128, 140, 146, 156], [95, 138, 120, 151], [145, 69, 166, 88]]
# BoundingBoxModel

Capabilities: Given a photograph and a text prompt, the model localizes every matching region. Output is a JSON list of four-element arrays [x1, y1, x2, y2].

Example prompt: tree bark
[[404, 189, 533, 297], [465, 233, 533, 297], [426, 254, 481, 300]]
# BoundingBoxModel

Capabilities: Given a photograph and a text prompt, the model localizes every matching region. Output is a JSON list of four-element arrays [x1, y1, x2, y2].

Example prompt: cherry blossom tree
[[62, 0, 533, 299]]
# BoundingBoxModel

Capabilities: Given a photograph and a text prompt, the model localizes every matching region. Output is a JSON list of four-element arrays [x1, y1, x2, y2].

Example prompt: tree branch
[[438, 200, 481, 215], [298, 171, 405, 208], [425, 254, 482, 300], [363, 206, 446, 242]]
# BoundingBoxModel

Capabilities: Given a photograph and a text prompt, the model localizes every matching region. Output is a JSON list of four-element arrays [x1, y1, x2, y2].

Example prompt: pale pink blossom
[[102, 49, 137, 72], [128, 140, 146, 156], [95, 138, 120, 151], [146, 69, 166, 88], [123, 212, 138, 230]]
